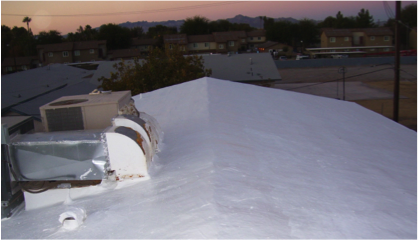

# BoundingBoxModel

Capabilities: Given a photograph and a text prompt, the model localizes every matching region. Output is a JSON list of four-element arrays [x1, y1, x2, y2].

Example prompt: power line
[[2, 2, 245, 17], [284, 67, 394, 91]]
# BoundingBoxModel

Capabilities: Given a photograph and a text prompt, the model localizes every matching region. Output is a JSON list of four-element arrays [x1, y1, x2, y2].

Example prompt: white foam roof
[[1, 77, 416, 238]]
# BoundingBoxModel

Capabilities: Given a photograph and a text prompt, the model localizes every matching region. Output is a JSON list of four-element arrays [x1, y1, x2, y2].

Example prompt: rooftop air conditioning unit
[[39, 91, 133, 132]]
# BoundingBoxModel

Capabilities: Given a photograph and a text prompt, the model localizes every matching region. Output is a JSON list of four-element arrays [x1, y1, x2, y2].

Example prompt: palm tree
[[22, 16, 32, 33]]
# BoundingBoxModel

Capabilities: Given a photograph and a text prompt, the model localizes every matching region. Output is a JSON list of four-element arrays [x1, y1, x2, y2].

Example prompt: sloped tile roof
[[322, 29, 352, 37], [109, 49, 143, 59], [37, 41, 106, 52], [246, 29, 266, 37], [213, 31, 246, 42]]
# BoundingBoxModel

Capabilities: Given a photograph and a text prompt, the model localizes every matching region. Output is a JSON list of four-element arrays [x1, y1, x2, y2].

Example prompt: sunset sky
[[1, 1, 414, 35]]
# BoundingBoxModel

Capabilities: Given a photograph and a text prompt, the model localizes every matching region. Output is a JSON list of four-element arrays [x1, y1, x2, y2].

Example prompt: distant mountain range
[[119, 14, 301, 32]]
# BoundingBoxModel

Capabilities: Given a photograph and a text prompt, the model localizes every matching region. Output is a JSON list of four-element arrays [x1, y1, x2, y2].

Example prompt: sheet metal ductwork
[[5, 113, 162, 183]]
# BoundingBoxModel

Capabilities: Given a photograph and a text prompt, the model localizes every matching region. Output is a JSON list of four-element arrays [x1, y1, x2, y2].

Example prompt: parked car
[[279, 56, 287, 61], [296, 55, 310, 60]]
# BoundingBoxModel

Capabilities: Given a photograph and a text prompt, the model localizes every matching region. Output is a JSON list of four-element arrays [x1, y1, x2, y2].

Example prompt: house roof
[[92, 53, 280, 83], [246, 29, 266, 37], [187, 34, 215, 43], [1, 64, 98, 119], [360, 27, 393, 36], [212, 31, 247, 42], [201, 52, 281, 82], [36, 40, 106, 52], [323, 28, 394, 37], [1, 77, 416, 238], [36, 42, 74, 52], [322, 29, 352, 37], [163, 34, 188, 44], [73, 40, 106, 50], [1, 56, 38, 67], [131, 38, 158, 46], [109, 49, 143, 59]]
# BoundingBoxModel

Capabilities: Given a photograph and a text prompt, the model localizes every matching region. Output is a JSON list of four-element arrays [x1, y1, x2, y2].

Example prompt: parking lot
[[274, 63, 417, 130]]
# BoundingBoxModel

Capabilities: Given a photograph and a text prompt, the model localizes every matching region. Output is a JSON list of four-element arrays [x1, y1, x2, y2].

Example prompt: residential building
[[321, 28, 393, 51], [130, 38, 158, 53], [164, 30, 267, 54], [1, 56, 39, 74], [163, 34, 188, 53], [37, 40, 107, 65], [321, 29, 353, 48], [246, 29, 267, 49], [187, 34, 216, 54], [212, 31, 247, 53]]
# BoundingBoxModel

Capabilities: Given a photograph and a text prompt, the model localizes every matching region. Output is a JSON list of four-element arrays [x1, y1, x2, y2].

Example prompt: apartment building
[[37, 40, 107, 65]]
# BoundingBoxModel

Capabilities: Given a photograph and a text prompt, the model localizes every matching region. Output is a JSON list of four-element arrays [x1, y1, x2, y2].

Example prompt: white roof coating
[[1, 77, 416, 238]]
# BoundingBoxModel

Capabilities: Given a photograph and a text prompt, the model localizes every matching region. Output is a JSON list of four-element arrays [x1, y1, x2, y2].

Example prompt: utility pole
[[393, 1, 401, 122], [338, 66, 347, 100]]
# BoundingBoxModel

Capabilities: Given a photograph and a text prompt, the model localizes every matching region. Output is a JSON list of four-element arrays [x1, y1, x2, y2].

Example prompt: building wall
[[73, 49, 100, 63], [352, 32, 365, 46], [247, 36, 266, 43], [44, 50, 73, 64], [187, 42, 217, 52], [322, 36, 352, 48], [410, 30, 417, 49], [364, 35, 391, 47]]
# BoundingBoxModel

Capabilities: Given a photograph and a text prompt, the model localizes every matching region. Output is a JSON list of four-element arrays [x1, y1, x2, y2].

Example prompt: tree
[[22, 16, 32, 33], [356, 8, 376, 28], [130, 26, 144, 38], [146, 25, 177, 48], [180, 16, 210, 35], [400, 3, 417, 28], [98, 46, 212, 95], [37, 30, 63, 45], [97, 23, 131, 50], [298, 19, 320, 48]]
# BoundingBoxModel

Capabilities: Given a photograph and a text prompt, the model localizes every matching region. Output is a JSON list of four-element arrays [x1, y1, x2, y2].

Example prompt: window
[[6, 67, 12, 72], [228, 41, 234, 47], [74, 50, 80, 56], [21, 65, 27, 71], [219, 44, 224, 49], [344, 37, 349, 41], [204, 42, 209, 47], [241, 39, 245, 43], [257, 37, 261, 40], [48, 52, 53, 57], [169, 44, 173, 50], [89, 49, 95, 54], [62, 51, 69, 57], [384, 36, 390, 41], [250, 37, 254, 40], [330, 37, 336, 43], [383, 48, 390, 52], [370, 48, 375, 51], [370, 36, 375, 41], [193, 43, 198, 48]]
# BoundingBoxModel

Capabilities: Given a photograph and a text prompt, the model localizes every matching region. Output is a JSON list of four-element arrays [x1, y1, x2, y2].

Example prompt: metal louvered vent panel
[[45, 107, 84, 132]]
